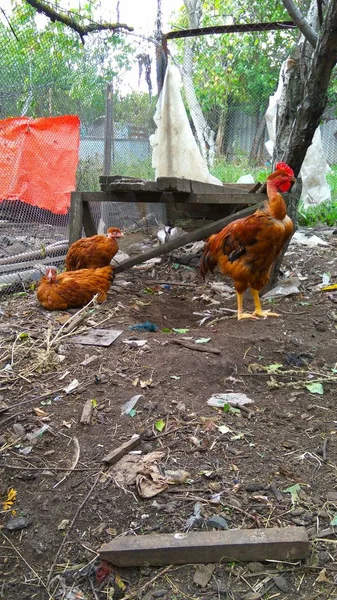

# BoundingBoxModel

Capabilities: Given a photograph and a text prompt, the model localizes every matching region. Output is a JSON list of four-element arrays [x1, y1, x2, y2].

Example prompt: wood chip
[[102, 435, 141, 465]]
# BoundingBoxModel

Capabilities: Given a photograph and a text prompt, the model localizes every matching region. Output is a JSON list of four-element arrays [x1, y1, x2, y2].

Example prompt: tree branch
[[282, 0, 318, 47], [25, 0, 133, 43]]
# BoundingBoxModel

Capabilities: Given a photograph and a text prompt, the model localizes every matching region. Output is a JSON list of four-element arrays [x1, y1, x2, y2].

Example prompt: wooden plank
[[69, 192, 84, 245], [156, 177, 192, 193], [114, 203, 262, 274], [80, 191, 265, 205], [102, 435, 141, 465], [99, 527, 309, 567], [82, 201, 97, 237]]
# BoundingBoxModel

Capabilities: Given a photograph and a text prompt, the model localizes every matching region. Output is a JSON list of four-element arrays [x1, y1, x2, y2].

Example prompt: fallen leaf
[[284, 483, 301, 505], [195, 337, 211, 344], [140, 377, 152, 388], [58, 519, 69, 530], [305, 382, 324, 395], [2, 488, 17, 511], [316, 568, 330, 583], [33, 407, 48, 417], [217, 425, 231, 434], [115, 574, 126, 591], [172, 328, 190, 334], [330, 514, 337, 527], [155, 419, 165, 432]]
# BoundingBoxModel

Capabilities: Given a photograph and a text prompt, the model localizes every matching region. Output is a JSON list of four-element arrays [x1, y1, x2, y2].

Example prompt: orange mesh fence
[[0, 115, 80, 215]]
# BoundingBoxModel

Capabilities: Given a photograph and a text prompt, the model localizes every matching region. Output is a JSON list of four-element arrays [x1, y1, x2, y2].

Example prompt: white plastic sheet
[[265, 60, 331, 207], [150, 66, 222, 186]]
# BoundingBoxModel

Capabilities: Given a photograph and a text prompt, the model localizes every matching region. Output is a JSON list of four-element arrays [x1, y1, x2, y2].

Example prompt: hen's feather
[[37, 266, 114, 311], [65, 230, 121, 271]]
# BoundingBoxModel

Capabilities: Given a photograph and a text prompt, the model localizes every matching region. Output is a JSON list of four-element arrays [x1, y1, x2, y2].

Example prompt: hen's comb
[[275, 162, 294, 177]]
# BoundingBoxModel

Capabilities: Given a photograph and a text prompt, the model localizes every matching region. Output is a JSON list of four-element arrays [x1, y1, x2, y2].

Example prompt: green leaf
[[161, 328, 172, 333], [155, 419, 165, 432], [305, 382, 324, 394], [91, 399, 97, 408], [172, 328, 190, 334], [18, 332, 29, 340], [330, 514, 337, 527], [266, 363, 283, 373], [222, 403, 231, 413], [284, 483, 301, 505]]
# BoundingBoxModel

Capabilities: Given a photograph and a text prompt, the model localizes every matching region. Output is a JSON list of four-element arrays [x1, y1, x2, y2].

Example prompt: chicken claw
[[237, 312, 259, 320], [253, 310, 280, 318]]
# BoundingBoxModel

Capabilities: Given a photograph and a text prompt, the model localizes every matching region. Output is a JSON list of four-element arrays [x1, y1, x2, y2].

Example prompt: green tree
[[0, 1, 135, 125]]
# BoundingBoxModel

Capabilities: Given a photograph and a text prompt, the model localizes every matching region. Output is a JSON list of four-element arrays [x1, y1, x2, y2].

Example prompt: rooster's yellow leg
[[236, 291, 259, 320], [250, 288, 280, 318]]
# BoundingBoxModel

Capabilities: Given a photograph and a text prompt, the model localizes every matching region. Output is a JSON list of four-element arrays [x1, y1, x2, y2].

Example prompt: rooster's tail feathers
[[200, 238, 218, 279]]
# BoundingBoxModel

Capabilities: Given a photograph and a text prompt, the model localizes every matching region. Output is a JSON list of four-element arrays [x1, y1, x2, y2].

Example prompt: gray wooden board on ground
[[70, 329, 123, 347]]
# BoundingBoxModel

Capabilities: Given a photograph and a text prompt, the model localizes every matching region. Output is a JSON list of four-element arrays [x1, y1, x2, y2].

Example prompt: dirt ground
[[0, 225, 337, 600]]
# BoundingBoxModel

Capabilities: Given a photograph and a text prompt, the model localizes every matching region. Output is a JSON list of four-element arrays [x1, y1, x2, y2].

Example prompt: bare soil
[[1, 226, 337, 600]]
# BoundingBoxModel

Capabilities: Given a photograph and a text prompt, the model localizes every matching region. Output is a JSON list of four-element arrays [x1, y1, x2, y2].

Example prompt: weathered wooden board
[[79, 191, 265, 205], [99, 527, 309, 567]]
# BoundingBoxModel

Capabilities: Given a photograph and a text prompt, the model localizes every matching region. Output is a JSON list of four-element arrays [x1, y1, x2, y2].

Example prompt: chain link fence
[[0, 5, 336, 294]]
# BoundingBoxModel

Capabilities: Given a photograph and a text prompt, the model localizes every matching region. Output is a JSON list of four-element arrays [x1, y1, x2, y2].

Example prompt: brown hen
[[65, 227, 123, 271]]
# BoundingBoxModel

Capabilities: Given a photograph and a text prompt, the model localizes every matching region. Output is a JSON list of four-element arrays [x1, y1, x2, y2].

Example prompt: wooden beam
[[79, 191, 265, 205], [114, 203, 261, 274], [82, 201, 97, 237], [69, 192, 83, 245], [99, 527, 309, 567]]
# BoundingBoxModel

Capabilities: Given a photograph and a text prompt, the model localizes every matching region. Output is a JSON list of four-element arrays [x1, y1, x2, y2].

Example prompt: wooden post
[[68, 192, 83, 245], [82, 202, 97, 237]]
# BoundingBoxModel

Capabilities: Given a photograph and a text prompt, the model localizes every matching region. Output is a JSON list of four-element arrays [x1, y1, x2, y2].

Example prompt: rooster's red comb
[[275, 162, 294, 177]]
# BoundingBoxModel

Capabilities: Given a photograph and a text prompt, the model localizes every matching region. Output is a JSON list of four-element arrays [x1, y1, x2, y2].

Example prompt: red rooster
[[37, 265, 114, 310], [65, 227, 123, 271], [200, 163, 295, 320]]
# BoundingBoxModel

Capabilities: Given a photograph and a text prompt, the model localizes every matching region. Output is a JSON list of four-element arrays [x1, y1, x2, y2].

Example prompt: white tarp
[[150, 66, 222, 186], [265, 59, 331, 208]]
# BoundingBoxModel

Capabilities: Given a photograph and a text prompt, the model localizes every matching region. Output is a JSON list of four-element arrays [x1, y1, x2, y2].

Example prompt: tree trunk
[[268, 0, 337, 286], [182, 0, 216, 165]]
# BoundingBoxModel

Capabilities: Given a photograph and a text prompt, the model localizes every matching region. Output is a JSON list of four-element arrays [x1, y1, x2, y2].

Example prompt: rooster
[[65, 227, 123, 271], [37, 265, 114, 310], [200, 162, 295, 320]]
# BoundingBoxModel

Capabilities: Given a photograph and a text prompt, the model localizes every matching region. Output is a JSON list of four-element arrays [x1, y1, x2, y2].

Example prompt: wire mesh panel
[[0, 1, 165, 294]]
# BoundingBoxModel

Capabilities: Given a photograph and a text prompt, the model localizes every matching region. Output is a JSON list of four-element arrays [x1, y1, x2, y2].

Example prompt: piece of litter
[[207, 393, 254, 408], [195, 337, 211, 344], [217, 425, 231, 434], [262, 277, 301, 299], [129, 322, 158, 332], [122, 339, 148, 347], [80, 355, 99, 366], [291, 231, 329, 247], [121, 395, 144, 416], [71, 329, 123, 347], [63, 379, 79, 394]]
